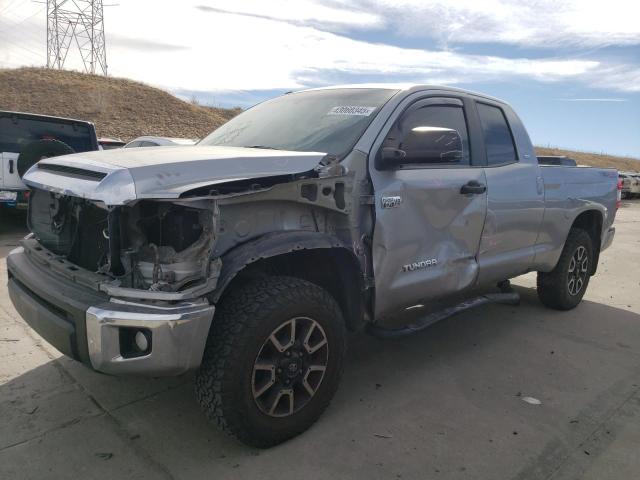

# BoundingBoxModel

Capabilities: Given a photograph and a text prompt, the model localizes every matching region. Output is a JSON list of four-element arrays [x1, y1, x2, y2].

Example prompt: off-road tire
[[17, 139, 74, 178], [195, 276, 346, 448], [537, 228, 593, 310]]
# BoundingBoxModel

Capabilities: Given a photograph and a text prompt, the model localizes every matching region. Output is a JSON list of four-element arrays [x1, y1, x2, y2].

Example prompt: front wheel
[[195, 276, 346, 448], [537, 228, 593, 310]]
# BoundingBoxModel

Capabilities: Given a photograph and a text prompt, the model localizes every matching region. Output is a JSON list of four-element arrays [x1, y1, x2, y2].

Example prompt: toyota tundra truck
[[6, 85, 618, 447]]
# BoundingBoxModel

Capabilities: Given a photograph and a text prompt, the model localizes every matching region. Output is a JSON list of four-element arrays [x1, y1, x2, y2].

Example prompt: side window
[[384, 104, 470, 166], [477, 103, 517, 165]]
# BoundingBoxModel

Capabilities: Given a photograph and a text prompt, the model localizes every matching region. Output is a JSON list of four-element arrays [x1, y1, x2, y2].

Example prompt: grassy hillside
[[535, 147, 639, 172], [0, 67, 238, 141], [1, 67, 638, 172]]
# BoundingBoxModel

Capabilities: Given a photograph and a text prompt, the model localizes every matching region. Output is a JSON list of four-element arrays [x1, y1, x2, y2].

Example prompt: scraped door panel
[[372, 168, 487, 319], [476, 162, 544, 284]]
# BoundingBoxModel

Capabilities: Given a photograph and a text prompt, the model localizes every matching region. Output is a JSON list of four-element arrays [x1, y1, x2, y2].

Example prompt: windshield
[[199, 88, 397, 157]]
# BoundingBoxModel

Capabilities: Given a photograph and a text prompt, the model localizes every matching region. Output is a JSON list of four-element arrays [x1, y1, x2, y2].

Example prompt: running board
[[366, 291, 520, 339]]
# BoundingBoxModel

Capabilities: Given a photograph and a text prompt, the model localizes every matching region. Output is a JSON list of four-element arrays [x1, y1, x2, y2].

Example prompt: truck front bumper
[[7, 245, 214, 376]]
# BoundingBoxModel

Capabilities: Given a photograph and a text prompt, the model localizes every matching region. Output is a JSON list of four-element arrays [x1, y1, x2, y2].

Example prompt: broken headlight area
[[122, 201, 215, 292], [28, 188, 216, 294]]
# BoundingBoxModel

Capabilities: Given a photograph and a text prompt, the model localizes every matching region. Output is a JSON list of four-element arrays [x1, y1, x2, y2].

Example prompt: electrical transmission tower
[[46, 0, 108, 75]]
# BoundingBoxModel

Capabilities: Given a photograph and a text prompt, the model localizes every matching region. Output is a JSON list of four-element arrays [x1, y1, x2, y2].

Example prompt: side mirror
[[376, 147, 406, 170], [407, 127, 463, 164]]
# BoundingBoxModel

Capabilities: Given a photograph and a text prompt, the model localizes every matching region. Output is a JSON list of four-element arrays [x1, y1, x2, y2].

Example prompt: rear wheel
[[537, 228, 593, 310], [195, 276, 346, 448]]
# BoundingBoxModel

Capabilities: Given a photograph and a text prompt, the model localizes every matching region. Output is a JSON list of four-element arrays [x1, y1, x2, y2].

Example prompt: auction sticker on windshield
[[328, 106, 376, 116]]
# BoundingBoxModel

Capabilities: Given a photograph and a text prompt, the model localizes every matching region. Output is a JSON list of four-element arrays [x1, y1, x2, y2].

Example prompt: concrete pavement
[[1, 202, 639, 480]]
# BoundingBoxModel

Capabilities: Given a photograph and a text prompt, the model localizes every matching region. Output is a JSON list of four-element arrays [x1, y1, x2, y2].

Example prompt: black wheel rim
[[567, 245, 588, 296], [252, 317, 329, 418]]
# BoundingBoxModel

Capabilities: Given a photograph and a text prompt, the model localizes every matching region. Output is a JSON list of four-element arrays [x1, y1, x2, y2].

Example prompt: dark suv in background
[[0, 111, 99, 209]]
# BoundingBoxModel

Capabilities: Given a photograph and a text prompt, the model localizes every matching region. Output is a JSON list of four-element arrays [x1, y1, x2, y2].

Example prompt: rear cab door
[[472, 100, 545, 285], [368, 92, 489, 320]]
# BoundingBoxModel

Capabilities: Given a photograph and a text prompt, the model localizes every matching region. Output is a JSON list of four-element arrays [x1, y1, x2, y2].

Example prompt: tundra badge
[[402, 259, 438, 272]]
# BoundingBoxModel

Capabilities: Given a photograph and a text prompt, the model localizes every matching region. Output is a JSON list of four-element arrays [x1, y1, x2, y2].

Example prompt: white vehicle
[[98, 137, 126, 150], [123, 136, 197, 148], [619, 172, 632, 199], [620, 172, 640, 198], [631, 174, 640, 198]]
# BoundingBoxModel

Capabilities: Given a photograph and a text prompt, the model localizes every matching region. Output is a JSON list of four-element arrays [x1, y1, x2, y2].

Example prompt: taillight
[[616, 178, 623, 209]]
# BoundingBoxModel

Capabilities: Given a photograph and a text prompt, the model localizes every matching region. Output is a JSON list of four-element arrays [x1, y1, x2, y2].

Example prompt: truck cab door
[[368, 96, 488, 321], [473, 101, 545, 285]]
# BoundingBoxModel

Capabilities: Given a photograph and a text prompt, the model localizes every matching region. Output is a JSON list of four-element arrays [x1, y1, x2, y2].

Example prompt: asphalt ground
[[1, 201, 639, 480]]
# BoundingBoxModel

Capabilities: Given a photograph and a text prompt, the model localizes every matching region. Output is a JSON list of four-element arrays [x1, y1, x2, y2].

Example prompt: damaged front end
[[13, 187, 224, 376], [23, 148, 361, 305], [20, 145, 343, 303], [11, 144, 370, 376]]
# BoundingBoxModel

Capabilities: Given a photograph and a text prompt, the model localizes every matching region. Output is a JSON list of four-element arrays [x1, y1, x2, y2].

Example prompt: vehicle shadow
[[2, 286, 640, 479]]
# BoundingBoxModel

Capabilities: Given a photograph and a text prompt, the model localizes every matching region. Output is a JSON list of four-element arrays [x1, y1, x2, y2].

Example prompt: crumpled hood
[[23, 145, 327, 205]]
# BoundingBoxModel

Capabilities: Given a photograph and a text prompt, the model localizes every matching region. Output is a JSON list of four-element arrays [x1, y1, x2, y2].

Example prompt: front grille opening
[[28, 188, 109, 272]]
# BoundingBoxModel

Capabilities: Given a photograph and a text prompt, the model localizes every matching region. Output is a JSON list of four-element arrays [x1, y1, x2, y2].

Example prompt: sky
[[1, 0, 639, 158]]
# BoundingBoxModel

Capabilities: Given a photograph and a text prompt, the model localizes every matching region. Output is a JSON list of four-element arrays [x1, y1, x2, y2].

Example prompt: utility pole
[[46, 0, 109, 75]]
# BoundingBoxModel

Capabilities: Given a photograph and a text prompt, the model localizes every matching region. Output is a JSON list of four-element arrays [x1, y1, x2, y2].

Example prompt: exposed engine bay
[[28, 188, 216, 293]]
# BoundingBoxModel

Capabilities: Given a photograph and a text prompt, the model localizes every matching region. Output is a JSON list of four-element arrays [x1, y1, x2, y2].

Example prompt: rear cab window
[[476, 103, 518, 166], [0, 116, 95, 154]]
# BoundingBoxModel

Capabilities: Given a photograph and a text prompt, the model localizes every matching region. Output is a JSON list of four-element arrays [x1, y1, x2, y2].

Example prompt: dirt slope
[[535, 147, 639, 172], [0, 67, 238, 141]]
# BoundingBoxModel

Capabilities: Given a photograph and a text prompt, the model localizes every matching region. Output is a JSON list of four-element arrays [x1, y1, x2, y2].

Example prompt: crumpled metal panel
[[370, 168, 488, 320], [23, 145, 326, 205]]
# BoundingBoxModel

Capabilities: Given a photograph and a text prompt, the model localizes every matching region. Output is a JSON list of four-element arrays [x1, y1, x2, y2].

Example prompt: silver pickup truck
[[7, 85, 618, 447]]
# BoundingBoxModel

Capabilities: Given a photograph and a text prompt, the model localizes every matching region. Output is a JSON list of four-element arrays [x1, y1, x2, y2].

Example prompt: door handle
[[460, 180, 486, 195], [8, 159, 14, 174]]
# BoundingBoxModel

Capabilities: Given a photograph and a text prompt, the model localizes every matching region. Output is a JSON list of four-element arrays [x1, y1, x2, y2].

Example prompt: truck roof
[[0, 109, 95, 127], [299, 84, 507, 105]]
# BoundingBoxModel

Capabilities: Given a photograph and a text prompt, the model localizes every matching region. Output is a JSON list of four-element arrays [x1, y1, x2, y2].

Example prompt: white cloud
[[195, 0, 383, 31], [0, 0, 639, 96], [333, 0, 640, 48], [195, 0, 640, 49], [559, 98, 627, 102]]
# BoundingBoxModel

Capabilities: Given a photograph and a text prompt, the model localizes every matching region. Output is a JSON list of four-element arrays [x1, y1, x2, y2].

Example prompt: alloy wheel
[[252, 317, 329, 417], [567, 245, 588, 296]]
